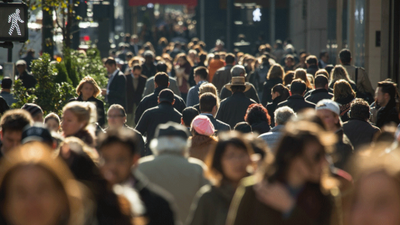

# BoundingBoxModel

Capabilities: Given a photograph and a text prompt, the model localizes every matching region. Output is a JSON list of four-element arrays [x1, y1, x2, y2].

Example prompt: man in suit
[[186, 66, 208, 107], [126, 64, 147, 127], [102, 57, 127, 110], [143, 62, 181, 97], [305, 75, 334, 104], [199, 92, 230, 133]]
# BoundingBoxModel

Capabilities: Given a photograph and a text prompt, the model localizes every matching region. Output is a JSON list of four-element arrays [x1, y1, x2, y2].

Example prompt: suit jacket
[[220, 82, 260, 103], [201, 113, 231, 133], [212, 64, 234, 92], [217, 92, 257, 128], [143, 76, 181, 97], [126, 74, 147, 113], [135, 87, 186, 124], [107, 70, 127, 109], [277, 95, 315, 113]]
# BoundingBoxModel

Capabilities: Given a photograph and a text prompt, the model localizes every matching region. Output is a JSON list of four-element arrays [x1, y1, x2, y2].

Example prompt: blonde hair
[[330, 65, 354, 86], [76, 76, 101, 97], [294, 68, 313, 89], [63, 101, 97, 132], [199, 83, 219, 97], [333, 79, 356, 101]]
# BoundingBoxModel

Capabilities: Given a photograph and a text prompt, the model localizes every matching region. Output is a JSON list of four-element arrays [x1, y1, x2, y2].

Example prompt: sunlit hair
[[330, 65, 354, 86], [316, 69, 329, 79], [294, 68, 313, 89], [150, 136, 191, 157], [333, 79, 356, 101], [0, 142, 86, 225], [61, 137, 100, 165], [45, 112, 60, 125], [205, 131, 253, 185], [272, 84, 290, 103], [267, 64, 284, 80], [283, 71, 295, 86], [76, 76, 101, 98], [198, 83, 219, 104], [62, 101, 97, 132]]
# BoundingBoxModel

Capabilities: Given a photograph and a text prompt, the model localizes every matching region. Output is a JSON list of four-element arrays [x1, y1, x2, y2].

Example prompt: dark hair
[[154, 72, 169, 87], [306, 55, 318, 65], [199, 52, 207, 62], [194, 66, 208, 80], [0, 109, 33, 134], [315, 75, 328, 88], [199, 93, 217, 113], [272, 84, 290, 102], [267, 64, 284, 80], [234, 122, 252, 133], [225, 53, 235, 64], [333, 79, 356, 101], [378, 80, 398, 104], [231, 86, 246, 93], [1, 78, 12, 89], [283, 71, 294, 86], [319, 51, 328, 59], [206, 132, 253, 184], [290, 79, 307, 95], [285, 54, 294, 62], [245, 103, 271, 125], [182, 107, 199, 127], [97, 127, 139, 155], [339, 49, 351, 64], [104, 57, 116, 66], [132, 64, 142, 71], [350, 98, 370, 120], [156, 62, 168, 72]]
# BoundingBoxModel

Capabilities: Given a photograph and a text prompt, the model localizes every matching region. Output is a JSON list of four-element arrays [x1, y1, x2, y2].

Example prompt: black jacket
[[343, 119, 380, 150], [305, 89, 333, 105], [126, 73, 147, 113], [334, 129, 354, 170], [250, 121, 271, 135], [266, 98, 281, 128], [261, 78, 283, 106], [135, 102, 182, 150], [220, 82, 260, 103], [376, 101, 400, 128], [203, 114, 231, 133], [307, 65, 319, 76], [217, 92, 257, 128], [134, 87, 186, 124], [107, 70, 127, 109], [277, 95, 316, 113], [212, 64, 234, 92], [70, 95, 106, 127], [141, 62, 157, 78], [18, 70, 37, 89]]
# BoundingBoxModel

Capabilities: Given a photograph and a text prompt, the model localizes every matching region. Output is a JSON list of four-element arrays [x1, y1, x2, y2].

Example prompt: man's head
[[21, 123, 55, 148], [21, 103, 44, 123], [230, 65, 246, 77], [0, 109, 33, 154], [97, 127, 140, 185], [377, 80, 398, 107], [132, 64, 142, 78], [349, 98, 370, 121], [156, 61, 168, 73], [194, 66, 208, 84], [274, 106, 295, 126], [1, 78, 12, 90], [306, 55, 318, 67], [319, 51, 329, 64], [314, 75, 329, 90], [158, 89, 175, 105], [181, 107, 199, 127], [130, 34, 139, 44], [154, 72, 169, 88], [150, 122, 190, 156], [15, 60, 27, 75], [144, 50, 155, 64], [290, 79, 307, 96], [199, 93, 219, 116], [339, 49, 352, 65], [225, 53, 235, 65], [315, 99, 341, 132], [107, 104, 126, 128], [104, 57, 117, 74], [199, 52, 207, 63], [285, 55, 295, 67]]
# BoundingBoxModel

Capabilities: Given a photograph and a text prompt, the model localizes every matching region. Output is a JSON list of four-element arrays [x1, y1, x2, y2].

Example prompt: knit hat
[[315, 99, 340, 116], [191, 115, 215, 136], [21, 103, 43, 117]]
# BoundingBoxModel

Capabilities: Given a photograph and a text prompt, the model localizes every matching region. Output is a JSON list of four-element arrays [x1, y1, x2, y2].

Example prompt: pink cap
[[191, 115, 215, 136]]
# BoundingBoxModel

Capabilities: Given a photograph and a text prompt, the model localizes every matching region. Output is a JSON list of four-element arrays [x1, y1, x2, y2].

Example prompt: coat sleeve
[[226, 183, 253, 225], [220, 87, 230, 101], [249, 85, 260, 103], [135, 101, 145, 124], [186, 186, 211, 225], [186, 88, 196, 107], [135, 111, 148, 136], [97, 99, 106, 127]]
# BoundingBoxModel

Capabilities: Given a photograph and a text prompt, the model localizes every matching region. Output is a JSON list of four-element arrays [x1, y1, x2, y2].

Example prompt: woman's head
[[294, 68, 313, 89], [267, 64, 284, 80], [330, 65, 352, 84], [271, 84, 290, 102], [0, 142, 85, 225], [45, 112, 61, 132], [245, 104, 271, 126], [333, 79, 356, 101], [206, 132, 253, 185], [283, 71, 295, 86], [76, 76, 101, 98], [176, 53, 192, 66], [347, 148, 400, 225], [62, 102, 96, 136]]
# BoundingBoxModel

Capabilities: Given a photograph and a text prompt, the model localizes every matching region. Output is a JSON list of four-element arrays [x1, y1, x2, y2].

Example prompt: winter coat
[[305, 89, 334, 105], [217, 92, 257, 128], [261, 78, 283, 106], [277, 95, 316, 113], [343, 119, 380, 150]]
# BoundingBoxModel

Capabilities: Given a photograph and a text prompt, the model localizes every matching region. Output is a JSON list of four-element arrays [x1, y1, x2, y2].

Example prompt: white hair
[[150, 136, 191, 157], [274, 106, 296, 125]]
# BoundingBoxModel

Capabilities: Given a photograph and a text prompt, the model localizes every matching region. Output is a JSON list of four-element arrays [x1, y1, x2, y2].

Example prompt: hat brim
[[225, 83, 252, 92]]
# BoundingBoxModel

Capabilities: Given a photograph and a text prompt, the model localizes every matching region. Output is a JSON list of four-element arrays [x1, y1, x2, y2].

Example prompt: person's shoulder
[[140, 75, 148, 80], [188, 157, 207, 170], [146, 76, 154, 82], [174, 93, 185, 102], [138, 155, 156, 165]]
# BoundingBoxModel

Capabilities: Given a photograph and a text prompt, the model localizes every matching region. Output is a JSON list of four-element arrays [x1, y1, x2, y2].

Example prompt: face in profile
[[350, 171, 400, 225], [3, 165, 68, 225], [221, 144, 251, 183]]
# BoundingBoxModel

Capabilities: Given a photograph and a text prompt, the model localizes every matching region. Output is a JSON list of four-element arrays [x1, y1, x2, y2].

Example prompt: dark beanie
[[21, 103, 43, 117]]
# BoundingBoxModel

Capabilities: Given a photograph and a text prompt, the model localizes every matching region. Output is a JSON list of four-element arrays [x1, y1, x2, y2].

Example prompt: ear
[[171, 99, 176, 105], [181, 118, 184, 125], [157, 98, 160, 104]]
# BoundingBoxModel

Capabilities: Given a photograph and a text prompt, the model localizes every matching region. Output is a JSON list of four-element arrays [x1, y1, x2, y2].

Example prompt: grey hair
[[150, 136, 191, 157], [274, 106, 296, 125], [231, 65, 246, 77]]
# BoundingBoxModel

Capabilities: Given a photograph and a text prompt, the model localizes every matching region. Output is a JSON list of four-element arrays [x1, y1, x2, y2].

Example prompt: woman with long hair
[[329, 65, 356, 91], [294, 68, 313, 92], [266, 84, 290, 127], [261, 64, 284, 106], [226, 121, 339, 225], [175, 53, 193, 101], [333, 79, 356, 122], [187, 132, 254, 225]]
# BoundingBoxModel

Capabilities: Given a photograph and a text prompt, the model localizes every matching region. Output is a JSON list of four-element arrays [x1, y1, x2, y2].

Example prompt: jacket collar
[[288, 95, 305, 100]]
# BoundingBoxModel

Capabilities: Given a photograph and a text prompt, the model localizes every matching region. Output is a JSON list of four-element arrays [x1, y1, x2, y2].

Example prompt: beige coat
[[343, 65, 375, 96], [137, 154, 210, 225]]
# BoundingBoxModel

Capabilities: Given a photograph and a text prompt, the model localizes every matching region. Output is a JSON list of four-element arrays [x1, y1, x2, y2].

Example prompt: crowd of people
[[1, 35, 400, 225]]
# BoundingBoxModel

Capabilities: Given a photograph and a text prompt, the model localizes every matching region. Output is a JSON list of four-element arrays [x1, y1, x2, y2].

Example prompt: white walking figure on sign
[[8, 9, 24, 36]]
